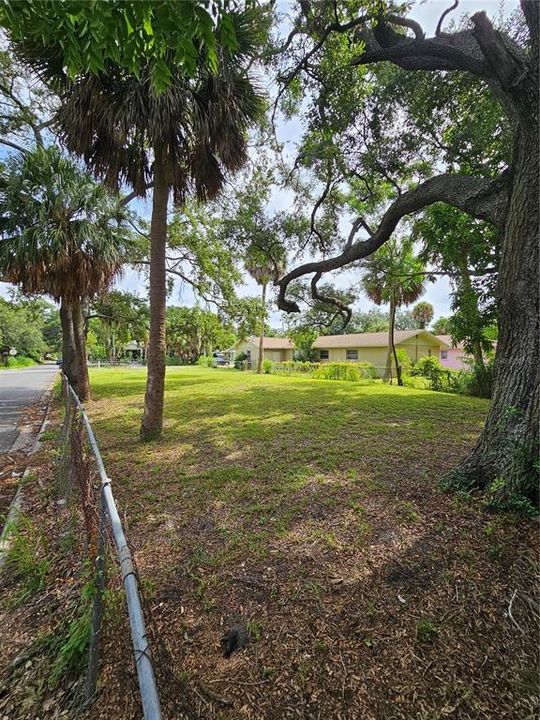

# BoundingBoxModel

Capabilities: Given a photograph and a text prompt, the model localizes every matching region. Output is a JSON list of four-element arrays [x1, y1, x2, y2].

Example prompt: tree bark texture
[[60, 300, 76, 387], [60, 299, 90, 401], [71, 298, 90, 401], [140, 145, 169, 440]]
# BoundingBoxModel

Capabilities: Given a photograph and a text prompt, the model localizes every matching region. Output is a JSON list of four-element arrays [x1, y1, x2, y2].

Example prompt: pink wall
[[440, 347, 469, 370]]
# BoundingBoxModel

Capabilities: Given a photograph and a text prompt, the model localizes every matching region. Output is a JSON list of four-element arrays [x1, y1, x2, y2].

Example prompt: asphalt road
[[0, 365, 58, 453]]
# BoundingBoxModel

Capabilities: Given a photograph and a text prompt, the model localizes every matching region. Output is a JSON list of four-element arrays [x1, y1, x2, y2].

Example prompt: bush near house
[[196, 355, 214, 367], [461, 358, 495, 399], [234, 352, 248, 370], [394, 348, 412, 378], [273, 360, 320, 375], [357, 361, 379, 380], [412, 355, 494, 398], [266, 360, 379, 382], [314, 362, 376, 382]]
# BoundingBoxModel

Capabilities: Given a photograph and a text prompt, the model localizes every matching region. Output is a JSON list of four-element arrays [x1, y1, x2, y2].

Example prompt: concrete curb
[[0, 377, 56, 573]]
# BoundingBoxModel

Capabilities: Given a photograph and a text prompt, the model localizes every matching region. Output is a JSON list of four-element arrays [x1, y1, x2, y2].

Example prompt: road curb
[[7, 368, 58, 455], [0, 378, 55, 573]]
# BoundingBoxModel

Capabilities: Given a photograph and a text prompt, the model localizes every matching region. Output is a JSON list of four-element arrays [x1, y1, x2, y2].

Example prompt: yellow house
[[313, 330, 449, 375], [225, 336, 295, 366]]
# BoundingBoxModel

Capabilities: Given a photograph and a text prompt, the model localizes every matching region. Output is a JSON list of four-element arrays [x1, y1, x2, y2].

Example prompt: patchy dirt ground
[[0, 368, 538, 719]]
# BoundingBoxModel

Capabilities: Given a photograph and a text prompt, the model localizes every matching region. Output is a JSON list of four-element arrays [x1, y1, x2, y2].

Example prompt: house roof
[[229, 336, 294, 351], [313, 330, 449, 349], [436, 335, 464, 350], [436, 335, 497, 352]]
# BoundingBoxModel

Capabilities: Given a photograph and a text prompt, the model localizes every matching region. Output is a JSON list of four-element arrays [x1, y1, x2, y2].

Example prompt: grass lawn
[[86, 366, 537, 719]]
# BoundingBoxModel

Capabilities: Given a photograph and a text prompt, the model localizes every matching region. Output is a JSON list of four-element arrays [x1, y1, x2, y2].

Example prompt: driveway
[[0, 365, 58, 453]]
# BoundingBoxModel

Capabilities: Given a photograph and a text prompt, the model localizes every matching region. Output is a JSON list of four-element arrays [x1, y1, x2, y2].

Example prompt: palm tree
[[244, 241, 287, 374], [412, 301, 434, 329], [0, 147, 132, 399], [361, 238, 426, 386], [13, 10, 264, 439]]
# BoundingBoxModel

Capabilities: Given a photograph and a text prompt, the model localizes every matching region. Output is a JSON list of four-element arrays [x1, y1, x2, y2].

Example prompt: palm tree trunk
[[140, 145, 169, 440], [383, 297, 395, 383], [390, 298, 402, 386], [391, 330, 403, 389], [71, 297, 90, 401], [60, 300, 76, 386], [257, 282, 267, 374]]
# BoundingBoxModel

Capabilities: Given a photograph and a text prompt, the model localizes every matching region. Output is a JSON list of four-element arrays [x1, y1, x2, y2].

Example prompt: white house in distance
[[225, 336, 295, 366], [313, 330, 450, 374]]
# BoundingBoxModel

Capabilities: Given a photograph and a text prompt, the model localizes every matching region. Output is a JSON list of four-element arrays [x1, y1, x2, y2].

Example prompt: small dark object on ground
[[221, 625, 249, 658]]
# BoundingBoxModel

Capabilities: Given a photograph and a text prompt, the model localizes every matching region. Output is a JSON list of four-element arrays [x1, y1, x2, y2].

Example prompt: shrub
[[403, 375, 431, 390], [165, 355, 184, 366], [460, 358, 495, 398], [314, 362, 364, 382], [196, 355, 213, 367], [412, 355, 462, 393], [413, 355, 443, 380], [262, 359, 273, 374], [357, 361, 378, 379], [273, 361, 319, 375], [394, 349, 412, 377], [234, 351, 248, 370], [3, 355, 36, 368]]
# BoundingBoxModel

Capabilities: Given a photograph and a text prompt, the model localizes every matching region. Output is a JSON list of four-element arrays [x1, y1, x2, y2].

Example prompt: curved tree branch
[[352, 33, 488, 77], [436, 1, 459, 38], [276, 172, 509, 313], [385, 14, 425, 41], [0, 137, 27, 153], [310, 271, 352, 327]]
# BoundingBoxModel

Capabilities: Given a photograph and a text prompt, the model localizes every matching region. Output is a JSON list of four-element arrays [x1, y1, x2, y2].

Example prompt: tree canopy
[[0, 1, 244, 92]]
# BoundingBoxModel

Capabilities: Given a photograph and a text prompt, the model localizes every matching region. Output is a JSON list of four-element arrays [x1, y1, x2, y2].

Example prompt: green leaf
[[124, 11, 134, 36], [143, 13, 153, 37]]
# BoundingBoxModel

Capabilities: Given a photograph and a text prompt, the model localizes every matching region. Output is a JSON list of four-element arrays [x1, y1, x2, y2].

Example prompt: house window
[[346, 349, 358, 361], [319, 349, 329, 360], [441, 350, 448, 360]]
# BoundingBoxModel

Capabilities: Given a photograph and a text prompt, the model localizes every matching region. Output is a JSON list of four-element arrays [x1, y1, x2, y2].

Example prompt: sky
[[1, 0, 519, 331]]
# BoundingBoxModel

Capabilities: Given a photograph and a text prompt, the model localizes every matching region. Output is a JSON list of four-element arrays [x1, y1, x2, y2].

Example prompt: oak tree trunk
[[448, 116, 539, 505], [140, 145, 169, 440], [257, 282, 267, 374]]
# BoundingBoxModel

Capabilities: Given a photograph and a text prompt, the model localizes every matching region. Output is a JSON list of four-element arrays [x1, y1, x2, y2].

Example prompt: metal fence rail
[[61, 374, 162, 719]]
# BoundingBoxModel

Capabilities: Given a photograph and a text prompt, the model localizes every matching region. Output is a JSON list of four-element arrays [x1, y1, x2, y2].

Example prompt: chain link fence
[[57, 374, 162, 719]]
